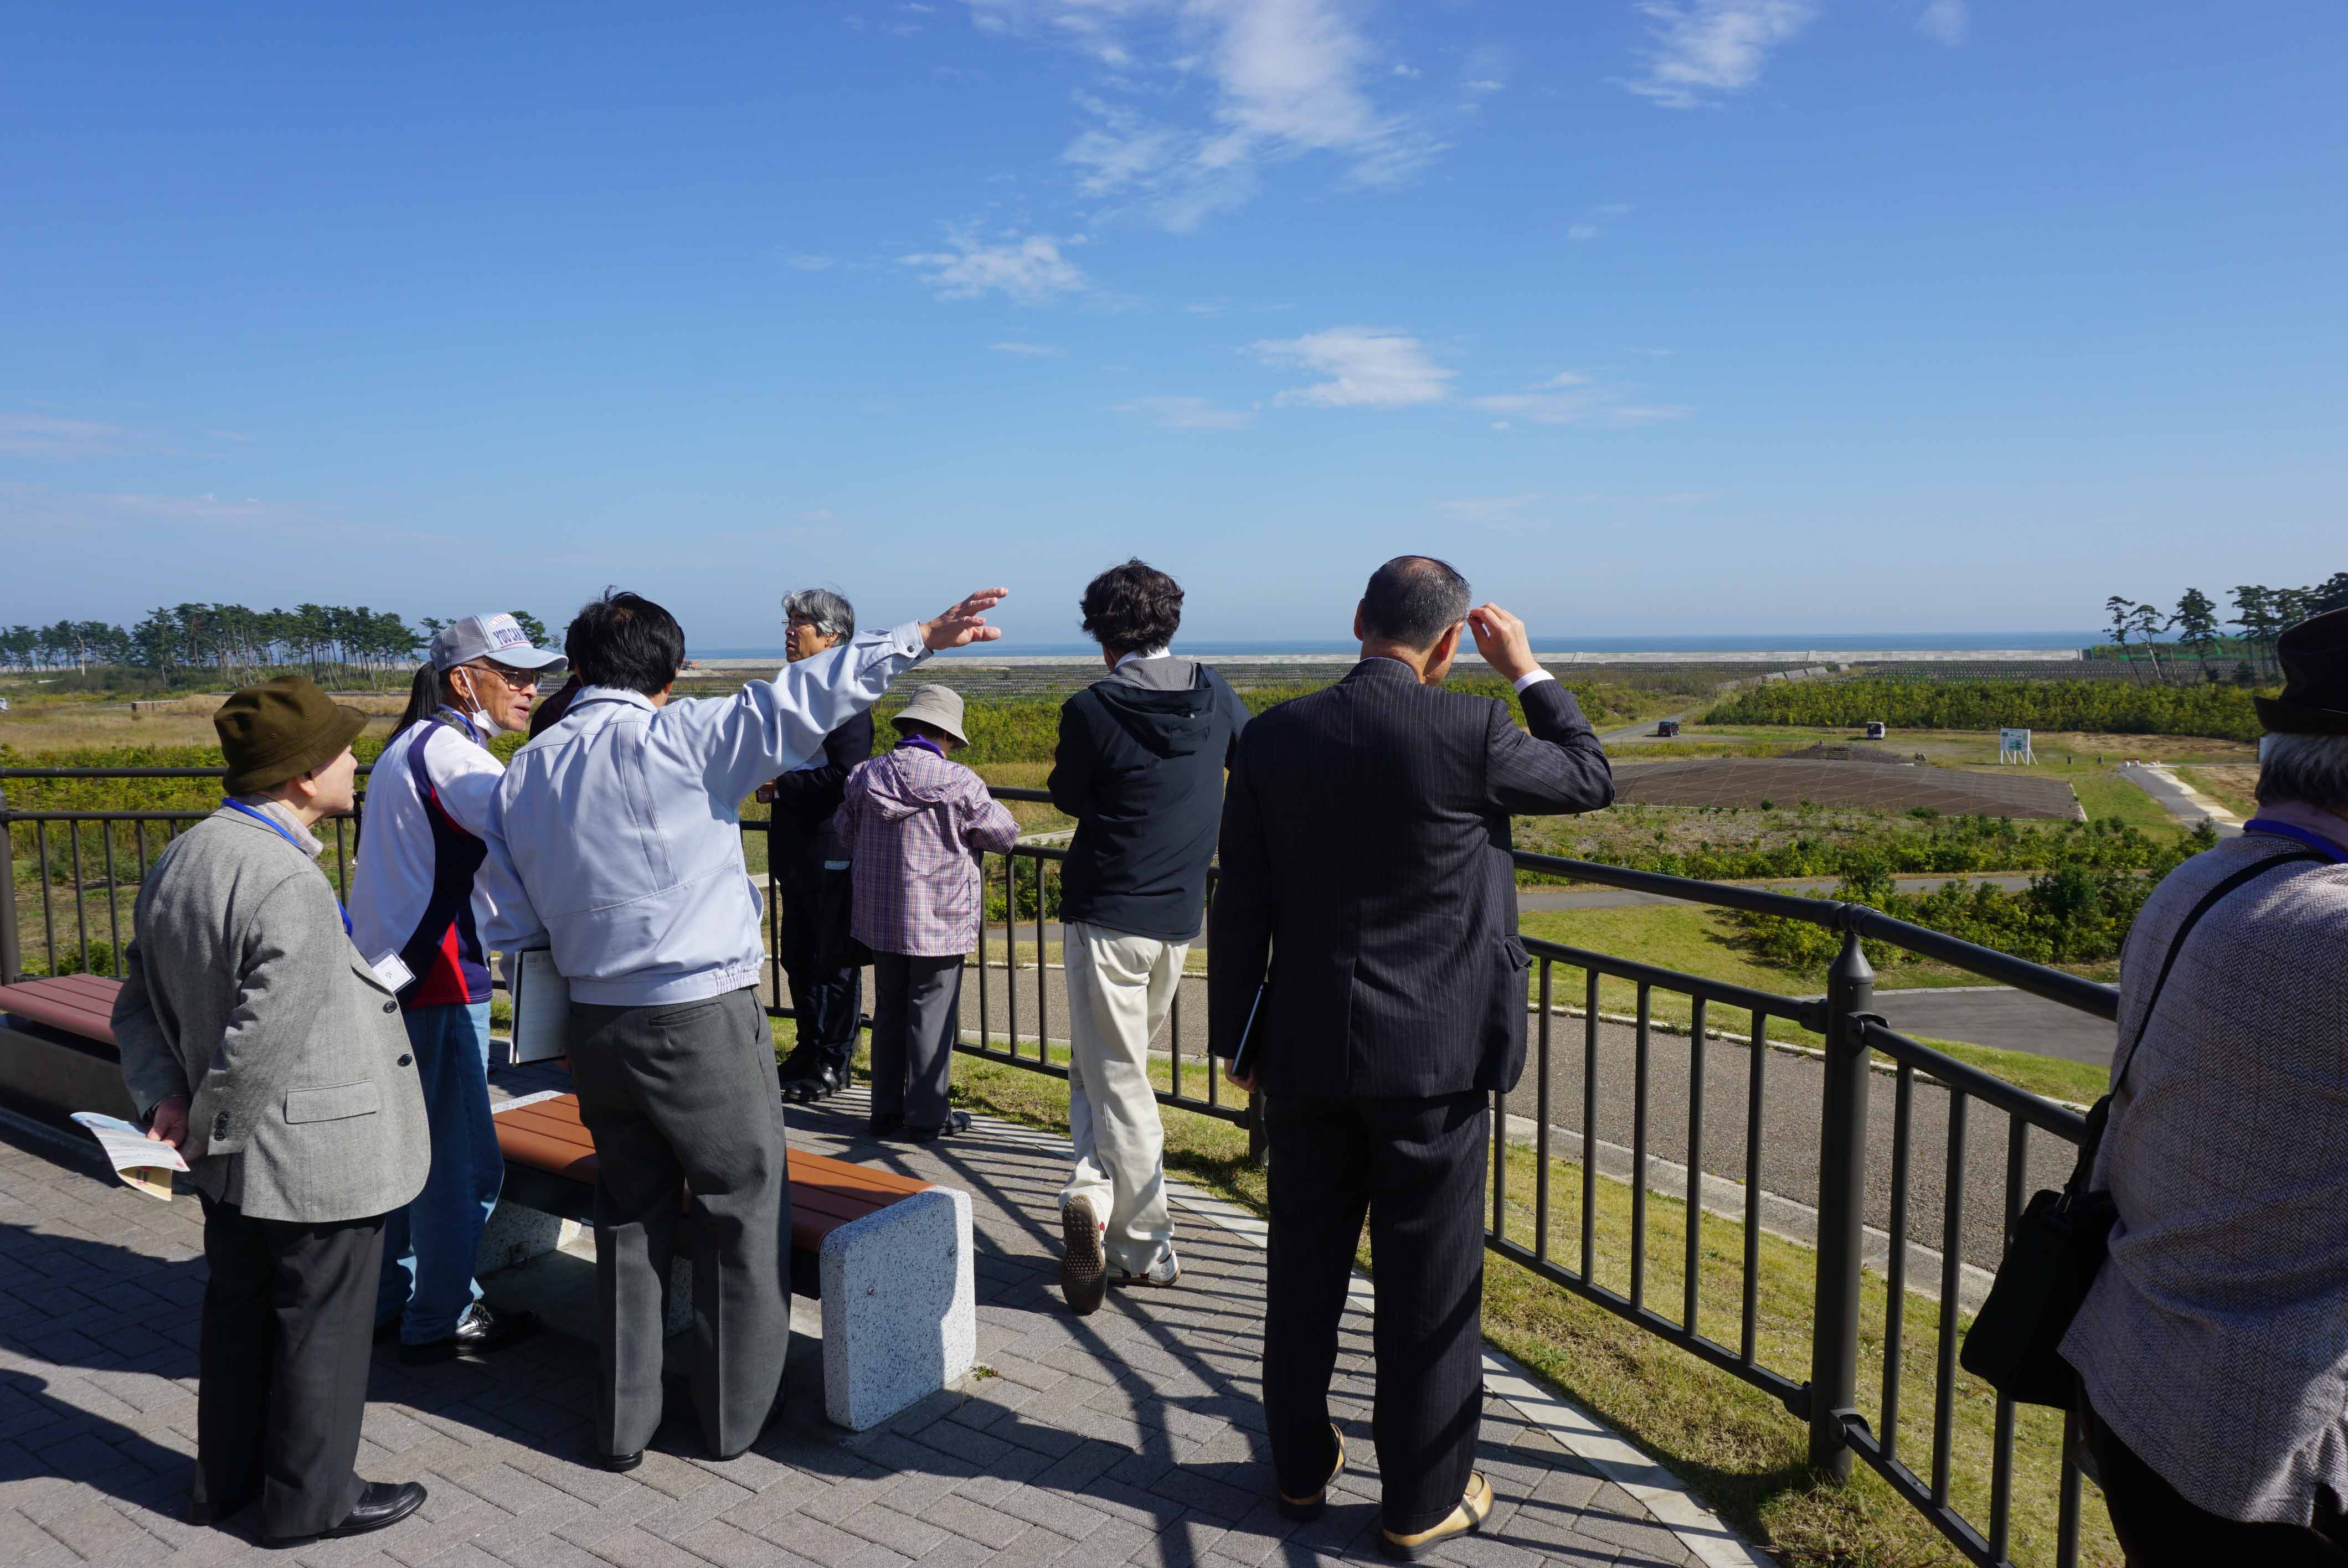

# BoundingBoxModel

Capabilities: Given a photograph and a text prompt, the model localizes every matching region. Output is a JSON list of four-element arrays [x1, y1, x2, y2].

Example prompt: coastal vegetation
[[1706, 677, 2264, 741]]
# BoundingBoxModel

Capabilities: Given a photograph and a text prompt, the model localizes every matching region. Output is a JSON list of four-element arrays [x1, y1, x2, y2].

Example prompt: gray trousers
[[567, 987, 791, 1459], [869, 952, 963, 1129]]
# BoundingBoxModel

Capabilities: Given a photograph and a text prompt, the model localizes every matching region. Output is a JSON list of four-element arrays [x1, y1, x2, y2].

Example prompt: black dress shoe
[[780, 1065, 845, 1105], [397, 1302, 542, 1365], [868, 1112, 904, 1137], [601, 1450, 644, 1473], [903, 1111, 972, 1143], [263, 1479, 425, 1547]]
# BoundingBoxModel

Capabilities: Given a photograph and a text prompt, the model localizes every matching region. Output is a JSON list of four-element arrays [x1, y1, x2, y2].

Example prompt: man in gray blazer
[[114, 677, 432, 1547]]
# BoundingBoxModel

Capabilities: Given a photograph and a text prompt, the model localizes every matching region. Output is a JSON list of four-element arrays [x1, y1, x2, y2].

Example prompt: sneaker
[[1276, 1423, 1346, 1522], [1060, 1198, 1107, 1317], [1377, 1473, 1493, 1561], [1109, 1246, 1180, 1290], [903, 1111, 973, 1142]]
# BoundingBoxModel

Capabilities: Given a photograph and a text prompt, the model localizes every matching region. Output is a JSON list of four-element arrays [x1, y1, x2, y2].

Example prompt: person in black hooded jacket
[[1047, 560, 1248, 1314]]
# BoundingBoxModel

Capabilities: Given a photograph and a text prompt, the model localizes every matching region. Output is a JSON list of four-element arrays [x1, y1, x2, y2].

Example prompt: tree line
[[1706, 678, 2263, 741], [2100, 574, 2348, 682], [0, 604, 552, 687]]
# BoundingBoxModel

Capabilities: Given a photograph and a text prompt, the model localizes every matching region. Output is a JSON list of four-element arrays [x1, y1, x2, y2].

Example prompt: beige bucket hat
[[891, 685, 970, 746]]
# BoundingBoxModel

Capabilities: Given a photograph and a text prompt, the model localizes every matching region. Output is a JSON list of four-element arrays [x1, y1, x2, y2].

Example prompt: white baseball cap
[[429, 613, 568, 675]]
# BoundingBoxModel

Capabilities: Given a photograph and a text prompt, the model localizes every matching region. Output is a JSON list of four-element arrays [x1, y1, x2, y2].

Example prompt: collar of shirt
[[1113, 647, 1171, 669], [898, 734, 948, 759], [434, 704, 489, 745], [2243, 817, 2348, 862], [225, 795, 326, 859], [573, 684, 657, 713]]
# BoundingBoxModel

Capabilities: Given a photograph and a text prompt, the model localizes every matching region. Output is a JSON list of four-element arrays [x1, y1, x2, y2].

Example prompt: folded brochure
[[71, 1111, 189, 1200]]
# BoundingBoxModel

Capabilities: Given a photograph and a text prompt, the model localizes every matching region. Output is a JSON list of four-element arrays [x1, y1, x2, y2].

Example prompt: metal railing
[[0, 766, 2122, 1566]]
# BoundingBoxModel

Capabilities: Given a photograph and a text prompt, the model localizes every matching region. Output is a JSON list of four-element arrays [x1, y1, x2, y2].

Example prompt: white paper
[[509, 950, 573, 1064], [370, 952, 415, 993], [71, 1111, 189, 1200]]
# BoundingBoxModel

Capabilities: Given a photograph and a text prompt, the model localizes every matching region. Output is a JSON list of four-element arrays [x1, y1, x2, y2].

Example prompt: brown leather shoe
[[1378, 1472, 1493, 1561], [1276, 1423, 1346, 1521]]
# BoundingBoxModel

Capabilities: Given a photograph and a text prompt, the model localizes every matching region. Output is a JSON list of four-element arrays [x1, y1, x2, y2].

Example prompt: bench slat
[[0, 977, 122, 1048]]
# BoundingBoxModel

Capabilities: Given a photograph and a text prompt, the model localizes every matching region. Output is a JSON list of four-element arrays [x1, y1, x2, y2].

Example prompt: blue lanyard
[[219, 799, 353, 934], [2243, 818, 2348, 864], [435, 705, 486, 745]]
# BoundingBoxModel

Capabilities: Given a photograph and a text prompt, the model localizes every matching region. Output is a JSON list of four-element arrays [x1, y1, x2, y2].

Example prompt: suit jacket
[[1208, 662, 1613, 1099], [112, 807, 430, 1224]]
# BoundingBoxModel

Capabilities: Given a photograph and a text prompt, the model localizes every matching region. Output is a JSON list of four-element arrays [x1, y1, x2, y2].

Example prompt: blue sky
[[4, 1, 2344, 650]]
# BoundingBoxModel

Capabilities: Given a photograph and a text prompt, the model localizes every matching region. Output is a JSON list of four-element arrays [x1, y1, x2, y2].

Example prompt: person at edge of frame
[[478, 583, 1008, 1471]]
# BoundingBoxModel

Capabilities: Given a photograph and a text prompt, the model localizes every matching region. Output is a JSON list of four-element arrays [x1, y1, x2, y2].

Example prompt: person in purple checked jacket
[[834, 684, 1021, 1141]]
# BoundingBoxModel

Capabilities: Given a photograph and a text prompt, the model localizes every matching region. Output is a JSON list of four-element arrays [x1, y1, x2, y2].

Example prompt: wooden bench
[[486, 1090, 976, 1430], [0, 974, 975, 1431], [0, 975, 138, 1126]]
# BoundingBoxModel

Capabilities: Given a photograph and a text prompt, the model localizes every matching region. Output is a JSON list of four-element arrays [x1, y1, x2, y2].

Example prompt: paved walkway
[[0, 1074, 1774, 1568]]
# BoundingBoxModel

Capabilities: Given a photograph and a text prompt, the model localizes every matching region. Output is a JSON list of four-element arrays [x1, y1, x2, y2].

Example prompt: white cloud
[[1916, 0, 1966, 45], [1568, 224, 1599, 241], [1471, 369, 1688, 427], [782, 253, 837, 272], [1436, 493, 1554, 535], [1249, 327, 1453, 409], [0, 414, 146, 461], [1620, 0, 1817, 109], [1568, 202, 1630, 243], [902, 230, 1088, 302], [966, 0, 1443, 231], [990, 341, 1068, 356], [1392, 61, 1420, 79], [1115, 395, 1254, 431]]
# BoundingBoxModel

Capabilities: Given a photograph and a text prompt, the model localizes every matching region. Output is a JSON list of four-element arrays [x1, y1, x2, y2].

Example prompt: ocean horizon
[[695, 631, 2104, 660]]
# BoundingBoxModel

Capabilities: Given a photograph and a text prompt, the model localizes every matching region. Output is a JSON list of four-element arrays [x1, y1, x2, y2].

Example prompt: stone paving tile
[[0, 1091, 1752, 1568]]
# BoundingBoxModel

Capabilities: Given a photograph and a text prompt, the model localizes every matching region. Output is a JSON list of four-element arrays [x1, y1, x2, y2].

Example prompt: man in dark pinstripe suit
[[1209, 556, 1614, 1561]]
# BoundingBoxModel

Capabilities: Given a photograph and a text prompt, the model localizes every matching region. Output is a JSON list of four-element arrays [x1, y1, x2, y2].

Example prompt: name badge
[[370, 953, 415, 993]]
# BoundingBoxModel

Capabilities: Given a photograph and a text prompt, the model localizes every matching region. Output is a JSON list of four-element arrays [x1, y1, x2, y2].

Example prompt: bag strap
[[2066, 847, 2326, 1193]]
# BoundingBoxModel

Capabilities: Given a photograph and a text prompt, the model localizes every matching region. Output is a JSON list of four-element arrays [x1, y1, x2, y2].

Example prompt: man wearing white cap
[[349, 612, 567, 1364]]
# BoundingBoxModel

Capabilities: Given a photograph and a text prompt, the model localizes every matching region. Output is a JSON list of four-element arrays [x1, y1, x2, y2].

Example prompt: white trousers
[[1059, 920, 1183, 1275]]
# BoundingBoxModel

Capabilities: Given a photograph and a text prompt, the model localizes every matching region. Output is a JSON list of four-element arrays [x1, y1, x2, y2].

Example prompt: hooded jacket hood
[[1091, 661, 1218, 761], [862, 743, 966, 821]]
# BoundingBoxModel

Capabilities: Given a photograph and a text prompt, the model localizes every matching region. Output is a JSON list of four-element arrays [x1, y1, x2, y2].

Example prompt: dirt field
[[1611, 756, 2082, 818], [0, 692, 408, 753]]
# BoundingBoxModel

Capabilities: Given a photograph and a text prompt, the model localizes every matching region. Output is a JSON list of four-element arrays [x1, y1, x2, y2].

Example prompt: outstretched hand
[[920, 588, 1011, 652], [1466, 602, 1539, 683]]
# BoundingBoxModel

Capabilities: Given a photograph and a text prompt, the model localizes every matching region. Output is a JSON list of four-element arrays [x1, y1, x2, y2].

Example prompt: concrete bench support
[[818, 1187, 976, 1431]]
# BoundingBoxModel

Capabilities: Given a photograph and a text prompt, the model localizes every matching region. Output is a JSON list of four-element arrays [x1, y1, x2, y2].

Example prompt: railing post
[[1808, 922, 1875, 1480], [0, 783, 18, 983]]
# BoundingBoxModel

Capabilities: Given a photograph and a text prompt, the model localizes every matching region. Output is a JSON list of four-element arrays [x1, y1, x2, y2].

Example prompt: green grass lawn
[[1517, 904, 2112, 1105], [931, 1043, 2119, 1568]]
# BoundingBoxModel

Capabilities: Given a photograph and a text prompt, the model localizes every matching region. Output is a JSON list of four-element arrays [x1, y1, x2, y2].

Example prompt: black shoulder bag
[[1959, 848, 2326, 1407]]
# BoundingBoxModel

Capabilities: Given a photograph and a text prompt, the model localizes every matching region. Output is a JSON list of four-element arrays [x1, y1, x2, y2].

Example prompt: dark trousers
[[776, 858, 863, 1074], [1264, 1092, 1489, 1535], [2086, 1401, 2348, 1565], [567, 987, 792, 1459], [869, 952, 962, 1129], [195, 1196, 384, 1540]]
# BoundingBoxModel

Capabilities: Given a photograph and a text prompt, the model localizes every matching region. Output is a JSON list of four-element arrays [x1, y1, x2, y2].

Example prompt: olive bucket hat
[[2254, 607, 2348, 737], [215, 676, 372, 796]]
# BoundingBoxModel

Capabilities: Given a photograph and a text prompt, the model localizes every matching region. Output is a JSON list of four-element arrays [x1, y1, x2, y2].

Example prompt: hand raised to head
[[1466, 602, 1539, 683], [920, 588, 1011, 652]]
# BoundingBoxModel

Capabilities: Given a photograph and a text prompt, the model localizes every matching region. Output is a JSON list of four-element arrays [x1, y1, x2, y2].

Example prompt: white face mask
[[450, 668, 505, 736]]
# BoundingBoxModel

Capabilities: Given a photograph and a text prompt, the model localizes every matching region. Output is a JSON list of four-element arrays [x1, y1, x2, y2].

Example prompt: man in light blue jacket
[[482, 584, 1006, 1467]]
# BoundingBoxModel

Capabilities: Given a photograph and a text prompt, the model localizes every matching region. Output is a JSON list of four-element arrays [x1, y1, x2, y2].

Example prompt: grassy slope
[[933, 1040, 2119, 1568]]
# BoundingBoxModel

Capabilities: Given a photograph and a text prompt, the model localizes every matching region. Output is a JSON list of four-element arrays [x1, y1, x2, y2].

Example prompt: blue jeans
[[375, 1000, 501, 1343]]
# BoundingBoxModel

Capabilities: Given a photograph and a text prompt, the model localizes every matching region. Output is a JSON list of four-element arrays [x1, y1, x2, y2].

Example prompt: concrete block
[[820, 1187, 974, 1431], [476, 1200, 571, 1276]]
